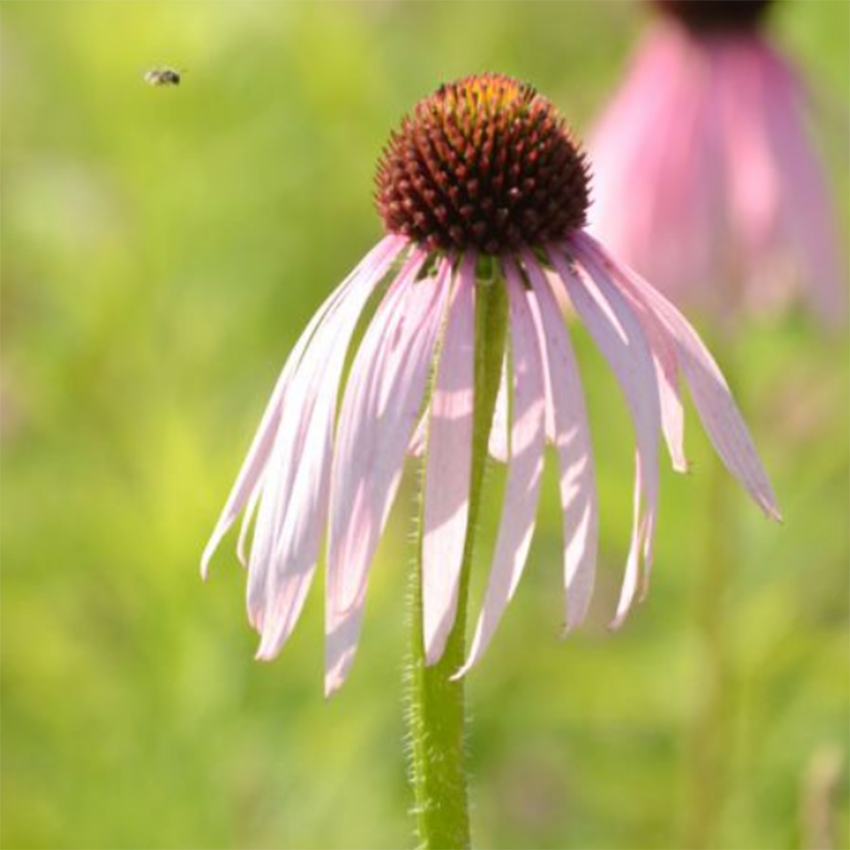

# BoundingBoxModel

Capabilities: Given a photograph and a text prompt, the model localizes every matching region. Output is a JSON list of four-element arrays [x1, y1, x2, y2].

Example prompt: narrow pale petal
[[575, 231, 781, 522], [407, 410, 428, 459], [200, 234, 406, 579], [249, 242, 417, 648], [623, 287, 688, 474], [521, 250, 599, 631], [422, 256, 476, 665], [572, 239, 688, 473], [488, 356, 510, 463], [405, 274, 443, 462], [454, 262, 546, 679], [236, 485, 261, 567], [549, 243, 661, 626], [325, 257, 450, 696], [201, 366, 287, 580], [643, 314, 688, 474]]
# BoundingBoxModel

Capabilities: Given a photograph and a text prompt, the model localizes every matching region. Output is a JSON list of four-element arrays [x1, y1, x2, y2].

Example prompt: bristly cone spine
[[375, 73, 590, 256]]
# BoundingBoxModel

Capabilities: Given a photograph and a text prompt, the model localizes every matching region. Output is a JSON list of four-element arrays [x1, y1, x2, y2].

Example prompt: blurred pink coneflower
[[589, 0, 844, 324], [203, 74, 779, 696]]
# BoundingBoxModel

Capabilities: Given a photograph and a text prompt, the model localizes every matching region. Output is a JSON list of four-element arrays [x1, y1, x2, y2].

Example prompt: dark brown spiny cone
[[652, 0, 775, 33], [374, 73, 590, 255]]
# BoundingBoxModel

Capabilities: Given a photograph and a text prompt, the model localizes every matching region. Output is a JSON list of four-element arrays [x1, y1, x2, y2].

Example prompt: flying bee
[[144, 67, 183, 87]]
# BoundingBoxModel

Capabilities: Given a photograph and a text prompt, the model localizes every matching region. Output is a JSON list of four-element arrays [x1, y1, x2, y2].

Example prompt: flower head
[[204, 74, 780, 696], [588, 0, 844, 324]]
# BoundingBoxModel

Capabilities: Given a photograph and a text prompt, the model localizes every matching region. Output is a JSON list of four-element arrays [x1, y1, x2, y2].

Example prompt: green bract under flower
[[652, 0, 775, 33], [374, 73, 590, 255]]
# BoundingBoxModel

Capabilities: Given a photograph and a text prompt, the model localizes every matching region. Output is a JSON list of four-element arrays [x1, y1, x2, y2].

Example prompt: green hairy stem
[[406, 268, 508, 850]]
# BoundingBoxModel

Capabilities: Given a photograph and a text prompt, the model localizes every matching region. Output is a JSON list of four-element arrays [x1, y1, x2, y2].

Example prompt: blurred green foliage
[[1, 2, 848, 848]]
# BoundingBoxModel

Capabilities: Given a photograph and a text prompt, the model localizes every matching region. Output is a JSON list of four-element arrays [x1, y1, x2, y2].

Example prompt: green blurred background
[[2, 2, 848, 848]]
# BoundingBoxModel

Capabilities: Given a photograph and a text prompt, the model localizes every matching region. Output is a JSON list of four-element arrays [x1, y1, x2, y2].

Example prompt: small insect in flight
[[144, 67, 183, 87]]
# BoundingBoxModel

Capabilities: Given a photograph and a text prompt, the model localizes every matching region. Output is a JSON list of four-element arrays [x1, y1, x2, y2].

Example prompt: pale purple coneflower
[[203, 73, 780, 697], [589, 0, 844, 324]]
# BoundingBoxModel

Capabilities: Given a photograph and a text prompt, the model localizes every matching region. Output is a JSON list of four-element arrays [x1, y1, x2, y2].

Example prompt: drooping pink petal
[[572, 238, 688, 474], [521, 250, 599, 631], [200, 234, 406, 579], [201, 367, 288, 580], [454, 261, 546, 679], [529, 289, 558, 448], [405, 274, 444, 462], [422, 255, 476, 665], [488, 356, 510, 463], [325, 257, 450, 696], [236, 485, 261, 567], [407, 410, 428, 458], [249, 242, 418, 649], [549, 242, 661, 626], [576, 230, 781, 521], [642, 309, 688, 474], [622, 286, 688, 475]]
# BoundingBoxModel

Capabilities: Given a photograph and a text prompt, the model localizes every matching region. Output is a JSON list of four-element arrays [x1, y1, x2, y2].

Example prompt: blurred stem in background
[[686, 443, 737, 848], [685, 339, 741, 849], [800, 744, 844, 850], [406, 272, 508, 850]]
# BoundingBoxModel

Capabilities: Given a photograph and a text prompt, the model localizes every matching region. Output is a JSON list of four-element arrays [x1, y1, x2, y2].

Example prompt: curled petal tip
[[563, 603, 594, 635], [608, 609, 630, 632], [610, 585, 654, 629], [561, 608, 589, 638], [200, 545, 216, 582], [324, 675, 343, 700], [756, 489, 782, 522], [247, 608, 263, 634], [248, 611, 286, 661], [424, 646, 444, 668], [254, 635, 277, 662], [254, 623, 283, 661], [672, 457, 692, 475], [324, 636, 360, 698], [448, 663, 470, 683]]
